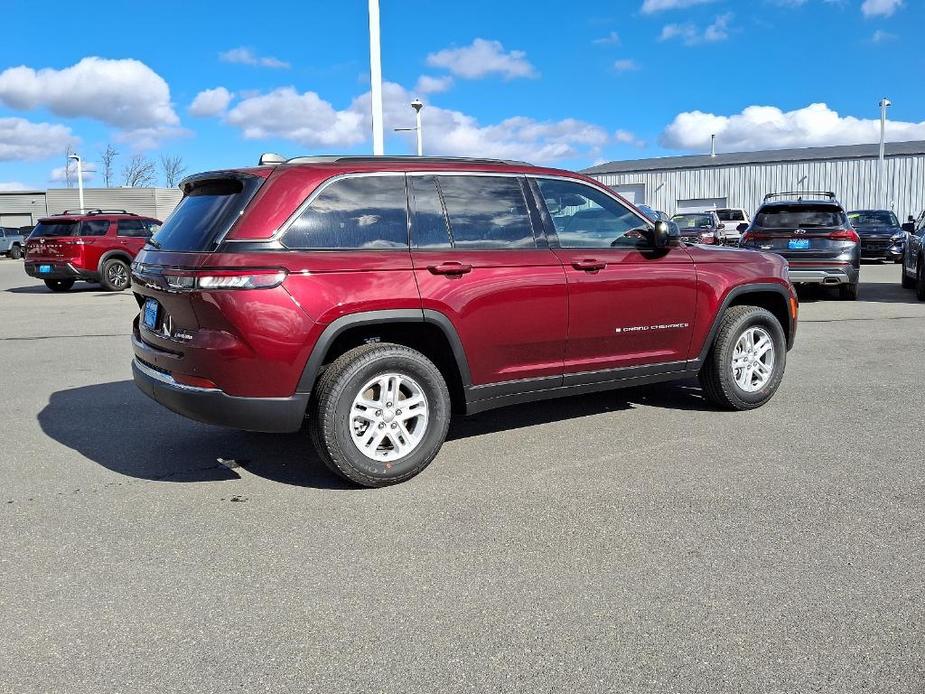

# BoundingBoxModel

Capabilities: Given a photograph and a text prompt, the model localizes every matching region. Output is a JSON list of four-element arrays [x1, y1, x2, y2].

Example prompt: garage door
[[676, 197, 727, 214], [0, 213, 33, 227], [609, 184, 645, 205]]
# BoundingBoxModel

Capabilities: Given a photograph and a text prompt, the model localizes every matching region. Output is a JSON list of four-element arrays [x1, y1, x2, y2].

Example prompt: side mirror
[[908, 215, 915, 222], [902, 222, 915, 233], [650, 220, 671, 249], [736, 223, 749, 233]]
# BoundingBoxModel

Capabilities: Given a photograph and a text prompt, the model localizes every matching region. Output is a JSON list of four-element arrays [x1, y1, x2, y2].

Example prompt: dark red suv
[[24, 210, 161, 292], [131, 156, 798, 486]]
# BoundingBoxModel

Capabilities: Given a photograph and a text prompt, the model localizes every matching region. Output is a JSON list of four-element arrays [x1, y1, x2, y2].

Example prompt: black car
[[740, 192, 861, 300], [670, 211, 723, 245], [847, 209, 905, 263], [900, 211, 925, 299]]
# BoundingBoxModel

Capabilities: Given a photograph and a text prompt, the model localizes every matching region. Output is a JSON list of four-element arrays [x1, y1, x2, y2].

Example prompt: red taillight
[[162, 268, 288, 291], [828, 229, 860, 243], [172, 373, 218, 389]]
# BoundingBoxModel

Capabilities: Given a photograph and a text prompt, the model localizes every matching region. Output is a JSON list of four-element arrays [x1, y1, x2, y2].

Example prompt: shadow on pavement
[[7, 284, 110, 295], [38, 378, 713, 488]]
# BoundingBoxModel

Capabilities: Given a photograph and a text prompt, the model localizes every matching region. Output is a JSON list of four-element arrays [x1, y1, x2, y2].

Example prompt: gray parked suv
[[0, 227, 25, 259]]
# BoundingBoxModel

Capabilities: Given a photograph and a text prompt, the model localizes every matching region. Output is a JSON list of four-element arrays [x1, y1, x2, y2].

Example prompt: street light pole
[[68, 154, 84, 211], [411, 99, 423, 156], [878, 97, 891, 208], [368, 0, 384, 155]]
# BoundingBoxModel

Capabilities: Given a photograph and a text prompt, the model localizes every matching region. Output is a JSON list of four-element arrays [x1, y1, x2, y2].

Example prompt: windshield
[[29, 221, 79, 237], [848, 211, 899, 227], [716, 209, 745, 222], [150, 175, 265, 252], [754, 205, 845, 229], [671, 214, 713, 229]]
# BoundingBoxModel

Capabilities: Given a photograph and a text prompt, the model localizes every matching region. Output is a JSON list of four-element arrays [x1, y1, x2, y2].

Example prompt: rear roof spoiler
[[763, 191, 837, 203]]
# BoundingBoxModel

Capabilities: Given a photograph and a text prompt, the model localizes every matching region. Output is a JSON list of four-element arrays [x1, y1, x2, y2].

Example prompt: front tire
[[100, 258, 130, 291], [44, 279, 74, 292], [838, 282, 859, 301], [309, 343, 451, 487], [9, 245, 22, 260], [699, 305, 787, 411]]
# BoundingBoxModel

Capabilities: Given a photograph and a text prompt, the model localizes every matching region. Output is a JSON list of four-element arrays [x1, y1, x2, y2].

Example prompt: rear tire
[[838, 282, 859, 301], [44, 279, 74, 292], [9, 245, 22, 260], [309, 343, 451, 487], [901, 262, 914, 289], [100, 258, 130, 291], [699, 305, 787, 411]]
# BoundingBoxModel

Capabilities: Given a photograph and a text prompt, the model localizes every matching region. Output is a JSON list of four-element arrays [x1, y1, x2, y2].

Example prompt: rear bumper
[[787, 265, 859, 285], [24, 261, 97, 282], [132, 357, 308, 433]]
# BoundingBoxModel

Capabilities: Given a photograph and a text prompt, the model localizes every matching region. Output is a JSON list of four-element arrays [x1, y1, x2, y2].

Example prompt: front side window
[[79, 220, 110, 236], [535, 178, 648, 249], [436, 175, 535, 249], [284, 175, 408, 250], [117, 219, 154, 238]]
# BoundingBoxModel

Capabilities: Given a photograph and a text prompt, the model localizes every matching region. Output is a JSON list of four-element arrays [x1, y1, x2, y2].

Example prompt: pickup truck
[[0, 227, 25, 259]]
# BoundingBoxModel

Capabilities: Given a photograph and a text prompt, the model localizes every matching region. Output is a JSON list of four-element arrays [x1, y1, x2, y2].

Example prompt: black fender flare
[[692, 283, 793, 366], [295, 308, 472, 394]]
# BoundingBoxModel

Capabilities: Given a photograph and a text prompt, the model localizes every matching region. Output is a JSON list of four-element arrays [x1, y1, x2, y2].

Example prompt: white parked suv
[[715, 208, 751, 245]]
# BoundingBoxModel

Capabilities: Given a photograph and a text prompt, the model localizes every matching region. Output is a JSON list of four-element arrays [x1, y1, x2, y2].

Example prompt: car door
[[77, 219, 112, 271], [530, 176, 697, 376], [409, 173, 568, 388], [909, 216, 925, 275], [116, 218, 156, 255]]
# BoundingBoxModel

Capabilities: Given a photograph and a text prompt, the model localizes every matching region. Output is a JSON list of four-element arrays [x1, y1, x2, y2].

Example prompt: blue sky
[[0, 0, 921, 189]]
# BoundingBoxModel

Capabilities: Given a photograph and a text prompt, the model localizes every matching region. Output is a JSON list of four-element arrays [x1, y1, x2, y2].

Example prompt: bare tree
[[64, 145, 75, 188], [99, 144, 119, 187], [160, 154, 187, 187], [122, 154, 157, 187]]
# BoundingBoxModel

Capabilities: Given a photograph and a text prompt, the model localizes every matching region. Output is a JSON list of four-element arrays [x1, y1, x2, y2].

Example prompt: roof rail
[[763, 191, 837, 202], [56, 208, 135, 216], [283, 154, 533, 167]]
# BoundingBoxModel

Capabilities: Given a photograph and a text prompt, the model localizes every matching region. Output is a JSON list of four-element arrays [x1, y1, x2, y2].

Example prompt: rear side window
[[283, 175, 408, 250], [410, 176, 451, 249], [117, 219, 158, 237], [754, 205, 845, 229], [30, 221, 79, 237], [436, 175, 535, 249], [151, 176, 264, 252], [79, 220, 110, 236]]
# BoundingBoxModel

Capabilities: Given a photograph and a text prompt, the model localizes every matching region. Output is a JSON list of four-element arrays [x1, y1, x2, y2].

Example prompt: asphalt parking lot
[[1, 257, 924, 694]]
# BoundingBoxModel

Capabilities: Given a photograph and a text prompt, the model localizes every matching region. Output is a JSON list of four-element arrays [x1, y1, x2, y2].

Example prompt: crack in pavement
[[0, 333, 131, 341]]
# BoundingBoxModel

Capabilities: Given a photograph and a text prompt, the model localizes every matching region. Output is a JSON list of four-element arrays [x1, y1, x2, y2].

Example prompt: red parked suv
[[24, 209, 161, 292], [131, 156, 798, 486]]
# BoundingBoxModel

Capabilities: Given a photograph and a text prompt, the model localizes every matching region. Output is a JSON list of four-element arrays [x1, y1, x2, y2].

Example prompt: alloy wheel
[[731, 326, 775, 392], [349, 372, 429, 462]]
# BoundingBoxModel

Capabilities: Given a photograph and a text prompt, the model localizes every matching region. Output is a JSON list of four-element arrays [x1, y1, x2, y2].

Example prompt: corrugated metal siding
[[589, 154, 925, 218], [43, 188, 182, 221], [0, 192, 47, 224]]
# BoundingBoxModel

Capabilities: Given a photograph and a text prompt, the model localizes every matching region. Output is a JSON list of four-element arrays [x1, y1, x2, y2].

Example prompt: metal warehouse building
[[583, 140, 925, 219], [0, 187, 182, 227]]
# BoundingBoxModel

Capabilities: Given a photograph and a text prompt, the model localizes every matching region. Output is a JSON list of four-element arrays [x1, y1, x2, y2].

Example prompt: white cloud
[[593, 31, 621, 45], [225, 87, 365, 147], [642, 0, 717, 13], [871, 29, 897, 42], [613, 59, 640, 72], [861, 0, 903, 17], [615, 129, 645, 147], [219, 47, 290, 69], [0, 57, 179, 133], [660, 13, 733, 44], [49, 161, 96, 183], [0, 117, 77, 161], [0, 181, 28, 191], [425, 39, 537, 80], [414, 75, 454, 94], [189, 87, 234, 117], [221, 81, 611, 164], [660, 102, 925, 152]]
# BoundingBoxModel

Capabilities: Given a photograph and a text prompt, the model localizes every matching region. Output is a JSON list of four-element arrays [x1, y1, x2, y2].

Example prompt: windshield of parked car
[[716, 209, 745, 222], [847, 211, 899, 227], [671, 214, 713, 228], [753, 205, 845, 228], [29, 221, 80, 237]]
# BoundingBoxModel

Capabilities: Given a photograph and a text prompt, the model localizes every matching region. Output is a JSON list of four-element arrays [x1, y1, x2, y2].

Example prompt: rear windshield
[[29, 221, 79, 237], [716, 209, 745, 222], [848, 210, 898, 227], [671, 214, 713, 228], [150, 176, 264, 252], [754, 205, 845, 229]]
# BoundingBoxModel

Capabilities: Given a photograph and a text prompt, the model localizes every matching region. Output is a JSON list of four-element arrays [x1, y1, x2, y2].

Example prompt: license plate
[[788, 239, 810, 250], [143, 299, 159, 330], [38, 264, 52, 273]]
